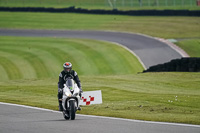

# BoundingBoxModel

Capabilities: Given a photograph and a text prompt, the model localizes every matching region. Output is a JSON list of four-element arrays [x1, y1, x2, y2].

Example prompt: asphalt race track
[[0, 29, 187, 69], [0, 103, 199, 133]]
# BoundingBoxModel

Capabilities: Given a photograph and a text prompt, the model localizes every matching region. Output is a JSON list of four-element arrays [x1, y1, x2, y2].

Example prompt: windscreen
[[66, 79, 73, 88]]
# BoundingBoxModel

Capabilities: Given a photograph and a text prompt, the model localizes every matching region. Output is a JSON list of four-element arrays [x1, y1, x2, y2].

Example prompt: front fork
[[62, 96, 80, 111]]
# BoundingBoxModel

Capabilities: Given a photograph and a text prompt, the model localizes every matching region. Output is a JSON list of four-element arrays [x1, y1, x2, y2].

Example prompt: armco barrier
[[0, 7, 199, 16], [143, 58, 200, 72]]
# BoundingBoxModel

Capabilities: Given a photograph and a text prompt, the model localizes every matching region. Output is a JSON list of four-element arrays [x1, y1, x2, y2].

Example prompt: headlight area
[[65, 92, 72, 97]]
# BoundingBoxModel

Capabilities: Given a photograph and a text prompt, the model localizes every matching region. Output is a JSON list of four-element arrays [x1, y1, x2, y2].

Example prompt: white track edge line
[[104, 30, 190, 58], [0, 102, 199, 128], [112, 42, 147, 70]]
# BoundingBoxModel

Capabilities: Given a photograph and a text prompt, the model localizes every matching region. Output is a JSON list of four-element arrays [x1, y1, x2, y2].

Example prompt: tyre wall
[[0, 7, 199, 16], [143, 57, 200, 72]]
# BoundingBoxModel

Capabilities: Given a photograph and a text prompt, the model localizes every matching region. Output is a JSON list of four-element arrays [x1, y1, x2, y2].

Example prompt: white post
[[122, 0, 124, 7], [131, 0, 133, 7], [113, 0, 116, 9], [139, 0, 142, 7], [107, 0, 113, 8], [165, 0, 168, 7], [157, 0, 159, 6], [148, 0, 150, 6]]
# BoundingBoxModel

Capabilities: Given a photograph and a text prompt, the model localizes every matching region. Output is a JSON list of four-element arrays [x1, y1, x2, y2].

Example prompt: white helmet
[[63, 62, 72, 72]]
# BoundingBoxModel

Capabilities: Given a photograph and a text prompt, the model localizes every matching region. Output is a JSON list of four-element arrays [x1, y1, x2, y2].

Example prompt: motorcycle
[[62, 78, 81, 120]]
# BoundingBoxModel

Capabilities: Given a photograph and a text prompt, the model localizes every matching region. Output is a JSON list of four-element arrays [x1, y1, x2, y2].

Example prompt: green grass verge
[[0, 12, 200, 39], [0, 72, 199, 125], [175, 39, 200, 57], [0, 36, 143, 81]]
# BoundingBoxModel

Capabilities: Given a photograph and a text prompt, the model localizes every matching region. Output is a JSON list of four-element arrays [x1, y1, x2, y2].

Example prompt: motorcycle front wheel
[[69, 100, 76, 120]]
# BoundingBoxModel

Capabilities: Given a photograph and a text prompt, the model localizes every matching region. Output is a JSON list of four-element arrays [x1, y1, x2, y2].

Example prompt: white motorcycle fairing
[[62, 79, 80, 120]]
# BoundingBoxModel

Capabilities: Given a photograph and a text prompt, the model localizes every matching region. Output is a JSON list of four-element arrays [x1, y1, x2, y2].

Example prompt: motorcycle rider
[[58, 62, 83, 111]]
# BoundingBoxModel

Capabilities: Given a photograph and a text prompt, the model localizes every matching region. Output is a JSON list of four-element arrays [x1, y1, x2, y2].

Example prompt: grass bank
[[0, 36, 143, 81], [0, 12, 200, 39], [0, 73, 199, 124]]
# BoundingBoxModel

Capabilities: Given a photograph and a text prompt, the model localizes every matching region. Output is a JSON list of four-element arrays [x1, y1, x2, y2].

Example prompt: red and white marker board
[[80, 90, 102, 105]]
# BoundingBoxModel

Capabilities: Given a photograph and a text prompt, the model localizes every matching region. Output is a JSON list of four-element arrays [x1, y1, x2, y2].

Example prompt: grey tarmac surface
[[0, 103, 199, 133], [0, 29, 185, 69]]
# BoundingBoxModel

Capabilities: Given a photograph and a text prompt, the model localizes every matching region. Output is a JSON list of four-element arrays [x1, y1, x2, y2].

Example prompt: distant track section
[[0, 29, 183, 69]]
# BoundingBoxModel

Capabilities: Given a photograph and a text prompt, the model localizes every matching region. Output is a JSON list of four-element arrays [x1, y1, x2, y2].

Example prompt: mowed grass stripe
[[0, 38, 100, 76], [41, 39, 110, 75], [29, 45, 77, 76], [74, 39, 144, 74], [0, 56, 22, 80], [23, 42, 83, 76], [0, 36, 143, 79], [14, 38, 101, 75], [20, 46, 61, 77], [1, 44, 60, 78], [0, 38, 79, 77], [0, 51, 37, 80], [74, 40, 122, 74], [111, 44, 144, 73], [67, 40, 114, 75], [23, 38, 85, 75], [54, 40, 100, 75], [0, 65, 9, 81], [0, 47, 49, 78]]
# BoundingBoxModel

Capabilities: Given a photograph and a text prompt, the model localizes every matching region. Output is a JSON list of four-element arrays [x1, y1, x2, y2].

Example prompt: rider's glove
[[58, 88, 63, 94], [79, 87, 83, 99], [79, 87, 83, 93]]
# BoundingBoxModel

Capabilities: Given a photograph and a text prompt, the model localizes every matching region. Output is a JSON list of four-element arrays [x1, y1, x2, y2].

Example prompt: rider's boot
[[77, 93, 82, 111], [58, 101, 63, 111], [77, 106, 82, 111]]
